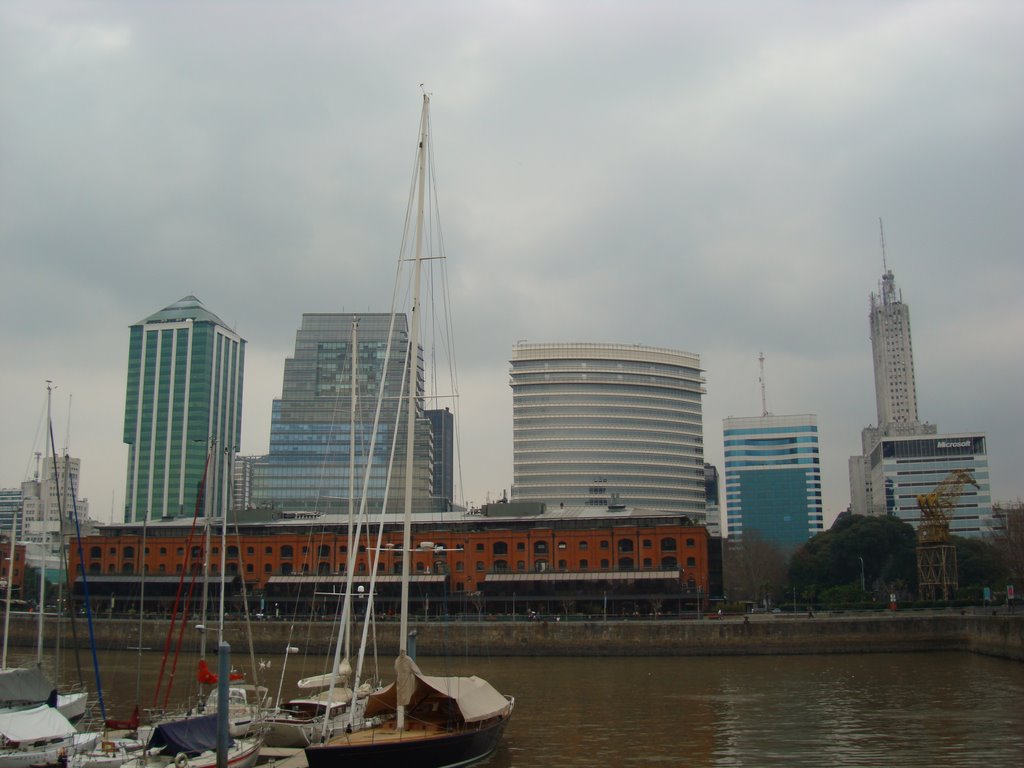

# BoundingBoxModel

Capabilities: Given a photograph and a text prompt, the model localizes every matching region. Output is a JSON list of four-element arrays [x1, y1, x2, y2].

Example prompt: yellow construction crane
[[916, 469, 978, 600], [916, 469, 978, 544]]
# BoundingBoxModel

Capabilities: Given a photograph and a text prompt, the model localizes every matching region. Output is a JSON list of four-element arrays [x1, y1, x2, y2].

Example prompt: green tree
[[723, 530, 788, 605], [991, 501, 1024, 586], [954, 535, 1008, 589], [789, 514, 917, 600]]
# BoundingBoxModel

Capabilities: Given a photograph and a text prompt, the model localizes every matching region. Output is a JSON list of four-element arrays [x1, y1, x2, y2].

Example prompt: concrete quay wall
[[6, 612, 1022, 661]]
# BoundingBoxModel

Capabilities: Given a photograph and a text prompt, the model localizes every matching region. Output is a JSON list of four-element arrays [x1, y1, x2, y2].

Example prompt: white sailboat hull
[[0, 730, 100, 768]]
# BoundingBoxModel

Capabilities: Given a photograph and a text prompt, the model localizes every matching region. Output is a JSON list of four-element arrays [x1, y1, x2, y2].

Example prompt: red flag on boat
[[197, 659, 244, 684]]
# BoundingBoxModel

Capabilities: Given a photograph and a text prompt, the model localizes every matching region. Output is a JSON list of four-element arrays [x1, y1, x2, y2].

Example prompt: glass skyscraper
[[868, 433, 992, 536], [426, 408, 454, 506], [723, 414, 824, 547], [123, 296, 245, 522], [509, 342, 706, 518], [251, 313, 435, 517]]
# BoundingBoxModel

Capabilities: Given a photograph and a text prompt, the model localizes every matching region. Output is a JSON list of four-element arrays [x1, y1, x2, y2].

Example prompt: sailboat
[[0, 389, 100, 767], [263, 319, 380, 749], [101, 443, 263, 768], [303, 93, 513, 768], [0, 385, 90, 724]]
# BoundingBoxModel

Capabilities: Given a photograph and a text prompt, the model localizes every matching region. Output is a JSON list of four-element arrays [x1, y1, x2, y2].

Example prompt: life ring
[[174, 752, 190, 768], [101, 741, 116, 754]]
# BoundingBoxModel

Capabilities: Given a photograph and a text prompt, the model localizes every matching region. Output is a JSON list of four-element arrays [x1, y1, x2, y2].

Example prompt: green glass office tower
[[123, 296, 245, 522]]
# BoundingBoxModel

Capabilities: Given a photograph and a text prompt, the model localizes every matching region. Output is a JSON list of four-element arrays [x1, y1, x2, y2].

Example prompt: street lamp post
[[858, 557, 866, 593]]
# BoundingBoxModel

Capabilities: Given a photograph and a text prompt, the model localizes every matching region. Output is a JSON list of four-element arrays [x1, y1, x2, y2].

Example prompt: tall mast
[[37, 381, 54, 663], [217, 443, 229, 646], [2, 499, 18, 668], [199, 438, 214, 660], [397, 92, 429, 732], [346, 317, 358, 662]]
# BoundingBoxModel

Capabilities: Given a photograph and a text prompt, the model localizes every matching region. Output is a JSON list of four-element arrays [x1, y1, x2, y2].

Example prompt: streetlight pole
[[858, 556, 865, 593]]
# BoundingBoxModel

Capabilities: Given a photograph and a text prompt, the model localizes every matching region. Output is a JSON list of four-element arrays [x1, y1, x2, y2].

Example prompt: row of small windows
[[91, 537, 697, 562], [87, 554, 699, 576]]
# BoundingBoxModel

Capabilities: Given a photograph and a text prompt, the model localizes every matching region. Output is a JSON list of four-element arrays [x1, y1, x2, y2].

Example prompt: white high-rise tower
[[869, 267, 919, 429]]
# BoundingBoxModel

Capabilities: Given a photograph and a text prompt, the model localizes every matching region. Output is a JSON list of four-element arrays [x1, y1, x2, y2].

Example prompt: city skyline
[[2, 2, 1022, 524]]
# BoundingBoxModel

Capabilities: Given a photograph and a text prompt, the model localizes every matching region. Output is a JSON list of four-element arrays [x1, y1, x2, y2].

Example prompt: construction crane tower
[[915, 469, 978, 601]]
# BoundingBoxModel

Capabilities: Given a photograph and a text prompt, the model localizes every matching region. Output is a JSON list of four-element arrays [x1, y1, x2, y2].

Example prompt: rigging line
[[65, 461, 106, 721], [228, 509, 260, 690], [321, 282, 406, 741], [151, 445, 213, 708], [23, 399, 47, 483], [349, 334, 409, 729], [47, 419, 85, 689]]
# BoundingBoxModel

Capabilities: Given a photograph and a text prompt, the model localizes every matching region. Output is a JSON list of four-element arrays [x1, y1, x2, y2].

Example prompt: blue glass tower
[[723, 414, 823, 547], [252, 313, 434, 516]]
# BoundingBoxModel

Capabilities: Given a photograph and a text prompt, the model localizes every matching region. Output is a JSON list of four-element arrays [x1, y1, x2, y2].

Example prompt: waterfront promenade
[[5, 609, 1023, 661]]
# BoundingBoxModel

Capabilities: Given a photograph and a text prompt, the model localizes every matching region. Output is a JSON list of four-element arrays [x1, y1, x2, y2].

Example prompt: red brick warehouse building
[[69, 502, 715, 619]]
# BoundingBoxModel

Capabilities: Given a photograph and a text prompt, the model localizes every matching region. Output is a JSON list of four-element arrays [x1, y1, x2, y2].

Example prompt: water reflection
[[50, 648, 1024, 768]]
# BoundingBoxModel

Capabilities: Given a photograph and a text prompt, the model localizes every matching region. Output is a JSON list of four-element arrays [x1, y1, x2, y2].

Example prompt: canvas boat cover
[[146, 715, 232, 756], [364, 655, 511, 725], [0, 666, 56, 708], [297, 657, 352, 690], [0, 704, 76, 742]]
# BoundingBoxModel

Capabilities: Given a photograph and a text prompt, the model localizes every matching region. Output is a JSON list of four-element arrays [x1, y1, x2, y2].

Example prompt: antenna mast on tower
[[879, 217, 887, 272], [758, 351, 770, 417]]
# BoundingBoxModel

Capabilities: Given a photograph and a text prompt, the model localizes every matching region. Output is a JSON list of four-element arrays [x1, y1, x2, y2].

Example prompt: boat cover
[[0, 704, 76, 741], [365, 655, 511, 725], [146, 715, 232, 755], [0, 666, 56, 708], [297, 657, 352, 690]]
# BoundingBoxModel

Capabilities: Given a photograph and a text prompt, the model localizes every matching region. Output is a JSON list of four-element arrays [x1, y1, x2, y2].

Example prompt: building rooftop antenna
[[879, 217, 888, 273], [758, 351, 770, 417]]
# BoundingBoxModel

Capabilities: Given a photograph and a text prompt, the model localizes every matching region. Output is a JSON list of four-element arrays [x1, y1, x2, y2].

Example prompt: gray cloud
[[2, 1, 1022, 523]]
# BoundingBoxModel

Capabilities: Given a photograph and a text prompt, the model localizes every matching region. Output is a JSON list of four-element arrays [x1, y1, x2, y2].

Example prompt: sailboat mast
[[217, 444, 229, 647], [347, 317, 358, 661], [2, 504, 18, 668], [200, 438, 214, 661], [37, 381, 54, 663], [397, 92, 429, 733]]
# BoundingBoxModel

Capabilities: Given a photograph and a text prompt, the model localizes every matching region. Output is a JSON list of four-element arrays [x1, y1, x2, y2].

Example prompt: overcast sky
[[2, 1, 1021, 526]]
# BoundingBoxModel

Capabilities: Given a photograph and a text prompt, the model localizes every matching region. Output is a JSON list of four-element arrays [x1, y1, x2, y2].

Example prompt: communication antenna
[[879, 217, 887, 272], [758, 351, 770, 417]]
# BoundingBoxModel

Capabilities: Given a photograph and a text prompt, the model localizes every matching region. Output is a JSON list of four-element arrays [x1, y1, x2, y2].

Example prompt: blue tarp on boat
[[147, 715, 233, 755]]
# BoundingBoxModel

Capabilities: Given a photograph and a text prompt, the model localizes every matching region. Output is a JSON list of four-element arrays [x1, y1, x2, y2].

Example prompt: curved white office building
[[510, 342, 706, 518]]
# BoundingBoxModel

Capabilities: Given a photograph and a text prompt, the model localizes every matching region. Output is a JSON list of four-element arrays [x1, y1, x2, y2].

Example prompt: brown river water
[[30, 645, 1024, 768]]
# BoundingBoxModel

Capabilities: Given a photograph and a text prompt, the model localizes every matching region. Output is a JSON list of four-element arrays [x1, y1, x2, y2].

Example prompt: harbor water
[[38, 648, 1024, 767]]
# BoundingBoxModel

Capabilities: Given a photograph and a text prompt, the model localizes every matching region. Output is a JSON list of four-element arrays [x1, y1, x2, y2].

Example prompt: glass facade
[[427, 408, 454, 505], [868, 433, 993, 536], [723, 414, 824, 547], [510, 342, 706, 517], [123, 296, 244, 522], [0, 488, 21, 537], [251, 313, 435, 516]]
